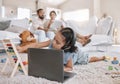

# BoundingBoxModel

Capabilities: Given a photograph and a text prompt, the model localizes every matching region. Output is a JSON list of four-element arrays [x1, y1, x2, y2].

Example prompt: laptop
[[28, 48, 76, 83]]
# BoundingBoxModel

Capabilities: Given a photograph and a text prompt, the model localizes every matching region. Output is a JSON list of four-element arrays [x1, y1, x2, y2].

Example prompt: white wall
[[2, 0, 58, 18], [93, 0, 101, 18], [0, 0, 2, 6], [0, 0, 2, 18], [2, 0, 36, 18], [3, 0, 36, 12], [38, 1, 57, 10], [101, 0, 120, 22], [59, 0, 94, 17]]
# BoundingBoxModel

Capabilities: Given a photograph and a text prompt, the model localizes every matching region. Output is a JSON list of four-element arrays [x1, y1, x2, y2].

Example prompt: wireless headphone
[[61, 28, 76, 50]]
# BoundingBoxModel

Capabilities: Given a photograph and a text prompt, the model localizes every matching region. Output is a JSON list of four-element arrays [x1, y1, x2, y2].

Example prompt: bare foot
[[101, 56, 106, 60], [84, 34, 92, 39], [82, 39, 91, 46]]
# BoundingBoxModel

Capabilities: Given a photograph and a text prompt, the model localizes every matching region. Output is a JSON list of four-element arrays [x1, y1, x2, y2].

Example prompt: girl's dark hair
[[49, 10, 57, 16], [60, 27, 77, 53]]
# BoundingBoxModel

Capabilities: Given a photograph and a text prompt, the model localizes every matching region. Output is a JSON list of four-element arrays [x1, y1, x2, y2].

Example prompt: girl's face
[[50, 12, 56, 20], [52, 32, 65, 50]]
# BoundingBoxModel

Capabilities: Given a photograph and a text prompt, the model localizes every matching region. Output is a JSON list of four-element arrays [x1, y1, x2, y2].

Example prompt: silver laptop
[[28, 48, 76, 83]]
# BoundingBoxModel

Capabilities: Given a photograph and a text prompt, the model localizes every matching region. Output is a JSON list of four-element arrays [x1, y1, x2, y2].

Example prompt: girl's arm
[[64, 58, 73, 72], [17, 40, 51, 53]]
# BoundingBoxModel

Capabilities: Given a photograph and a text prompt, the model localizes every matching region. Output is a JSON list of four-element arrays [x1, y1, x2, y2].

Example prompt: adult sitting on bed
[[32, 9, 55, 42], [45, 10, 91, 46], [44, 10, 63, 33]]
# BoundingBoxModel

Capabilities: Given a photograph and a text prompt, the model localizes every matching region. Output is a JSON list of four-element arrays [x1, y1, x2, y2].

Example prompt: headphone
[[61, 28, 76, 50]]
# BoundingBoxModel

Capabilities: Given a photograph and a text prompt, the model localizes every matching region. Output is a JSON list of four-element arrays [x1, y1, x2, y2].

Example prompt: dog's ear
[[19, 33, 22, 38], [30, 32, 34, 37]]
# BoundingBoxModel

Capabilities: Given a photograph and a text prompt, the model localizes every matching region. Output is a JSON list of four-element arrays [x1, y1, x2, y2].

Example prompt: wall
[[2, 0, 35, 18], [0, 0, 2, 18], [0, 0, 2, 6], [2, 0, 58, 18], [101, 0, 120, 22], [38, 1, 57, 10], [59, 0, 94, 17], [3, 0, 36, 12], [93, 0, 101, 18]]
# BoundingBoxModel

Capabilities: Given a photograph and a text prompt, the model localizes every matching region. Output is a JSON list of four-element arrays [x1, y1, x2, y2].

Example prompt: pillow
[[90, 35, 113, 46], [95, 16, 113, 35], [0, 20, 11, 30], [10, 18, 30, 28], [5, 25, 28, 33], [63, 16, 98, 35], [80, 16, 98, 35]]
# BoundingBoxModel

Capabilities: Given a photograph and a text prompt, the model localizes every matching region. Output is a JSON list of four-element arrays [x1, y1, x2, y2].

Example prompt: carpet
[[0, 61, 120, 84]]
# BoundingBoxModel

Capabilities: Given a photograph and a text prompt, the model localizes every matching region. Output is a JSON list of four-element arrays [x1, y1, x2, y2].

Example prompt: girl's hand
[[64, 66, 73, 72], [64, 58, 73, 72]]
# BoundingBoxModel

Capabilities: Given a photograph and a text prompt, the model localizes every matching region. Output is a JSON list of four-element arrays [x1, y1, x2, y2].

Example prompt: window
[[17, 8, 30, 19], [45, 7, 61, 20], [63, 9, 89, 22], [0, 6, 5, 18], [2, 6, 5, 18]]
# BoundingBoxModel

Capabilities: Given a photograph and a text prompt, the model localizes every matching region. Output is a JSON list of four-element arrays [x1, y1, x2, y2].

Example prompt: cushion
[[10, 18, 30, 28], [95, 16, 113, 35], [5, 25, 28, 33], [90, 35, 113, 46], [0, 20, 11, 30], [63, 16, 98, 35]]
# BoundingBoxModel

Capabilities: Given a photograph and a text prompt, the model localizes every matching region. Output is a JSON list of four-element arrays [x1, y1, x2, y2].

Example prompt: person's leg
[[77, 38, 84, 46], [35, 30, 49, 42], [89, 56, 105, 62], [77, 34, 92, 40], [77, 38, 91, 46], [46, 31, 55, 40]]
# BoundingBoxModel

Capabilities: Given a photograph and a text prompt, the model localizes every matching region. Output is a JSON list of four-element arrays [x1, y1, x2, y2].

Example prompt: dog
[[19, 30, 36, 52]]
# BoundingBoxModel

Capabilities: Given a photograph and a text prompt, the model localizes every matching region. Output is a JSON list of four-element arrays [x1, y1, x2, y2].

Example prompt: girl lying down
[[17, 27, 105, 72]]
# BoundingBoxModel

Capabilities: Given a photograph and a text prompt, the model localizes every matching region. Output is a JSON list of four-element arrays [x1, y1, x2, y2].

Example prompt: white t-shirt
[[44, 19, 63, 31], [32, 17, 47, 31]]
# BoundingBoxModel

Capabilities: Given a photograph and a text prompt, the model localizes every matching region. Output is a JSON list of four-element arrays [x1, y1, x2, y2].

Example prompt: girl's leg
[[77, 34, 92, 40], [77, 38, 91, 46], [89, 56, 105, 62]]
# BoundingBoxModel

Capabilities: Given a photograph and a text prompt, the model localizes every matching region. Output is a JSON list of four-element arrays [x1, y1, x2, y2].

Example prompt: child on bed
[[17, 27, 105, 71]]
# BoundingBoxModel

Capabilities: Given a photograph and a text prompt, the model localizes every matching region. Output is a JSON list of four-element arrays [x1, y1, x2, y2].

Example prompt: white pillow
[[95, 16, 113, 35], [90, 35, 113, 46], [10, 18, 30, 28], [5, 25, 28, 33], [63, 16, 98, 35], [80, 16, 98, 35]]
